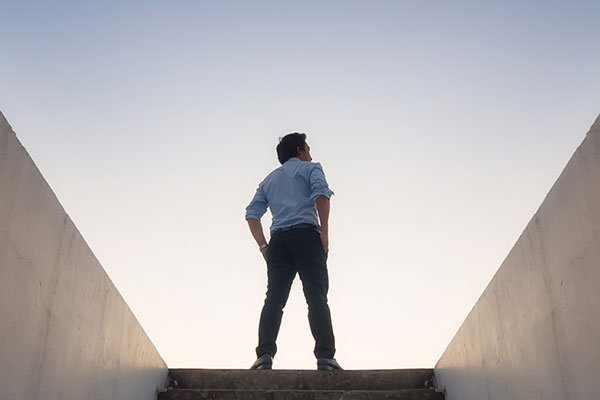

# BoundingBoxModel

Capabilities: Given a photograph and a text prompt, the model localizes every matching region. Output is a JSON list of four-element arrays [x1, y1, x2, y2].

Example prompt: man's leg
[[256, 236, 296, 358], [292, 229, 336, 359]]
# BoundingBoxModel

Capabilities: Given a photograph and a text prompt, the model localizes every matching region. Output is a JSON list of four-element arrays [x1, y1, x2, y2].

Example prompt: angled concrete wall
[[0, 111, 167, 400], [435, 113, 600, 400]]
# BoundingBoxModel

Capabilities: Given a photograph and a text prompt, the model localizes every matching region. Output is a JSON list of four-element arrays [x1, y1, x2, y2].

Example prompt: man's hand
[[247, 218, 270, 262], [320, 230, 329, 254], [261, 246, 268, 262]]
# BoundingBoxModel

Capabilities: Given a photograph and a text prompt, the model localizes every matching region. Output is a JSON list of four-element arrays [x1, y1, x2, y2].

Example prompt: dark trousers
[[256, 228, 336, 359]]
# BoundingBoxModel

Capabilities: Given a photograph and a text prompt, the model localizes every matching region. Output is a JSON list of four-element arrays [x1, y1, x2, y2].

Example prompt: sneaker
[[250, 354, 273, 370], [317, 358, 343, 371]]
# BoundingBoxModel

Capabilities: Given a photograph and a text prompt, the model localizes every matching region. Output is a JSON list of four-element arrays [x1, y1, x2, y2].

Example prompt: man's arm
[[309, 163, 334, 254], [245, 182, 269, 261], [315, 196, 330, 253], [247, 218, 268, 261]]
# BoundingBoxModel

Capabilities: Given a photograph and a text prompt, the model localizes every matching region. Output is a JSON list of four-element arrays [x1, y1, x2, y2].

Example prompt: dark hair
[[276, 132, 307, 164]]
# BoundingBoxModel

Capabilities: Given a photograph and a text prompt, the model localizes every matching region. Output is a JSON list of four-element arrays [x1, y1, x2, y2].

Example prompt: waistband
[[271, 223, 320, 236]]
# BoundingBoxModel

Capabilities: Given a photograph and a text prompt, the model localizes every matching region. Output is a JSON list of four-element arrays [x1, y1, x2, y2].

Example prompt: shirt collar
[[284, 157, 301, 164]]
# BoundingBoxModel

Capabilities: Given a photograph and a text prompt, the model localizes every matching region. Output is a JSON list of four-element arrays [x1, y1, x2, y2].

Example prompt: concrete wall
[[0, 110, 168, 399], [435, 113, 600, 400]]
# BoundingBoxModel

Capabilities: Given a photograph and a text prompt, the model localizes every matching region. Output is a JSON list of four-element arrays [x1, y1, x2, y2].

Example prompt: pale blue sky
[[2, 1, 599, 369]]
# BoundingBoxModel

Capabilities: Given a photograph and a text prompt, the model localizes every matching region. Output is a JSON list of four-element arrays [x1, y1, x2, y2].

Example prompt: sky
[[1, 0, 599, 369]]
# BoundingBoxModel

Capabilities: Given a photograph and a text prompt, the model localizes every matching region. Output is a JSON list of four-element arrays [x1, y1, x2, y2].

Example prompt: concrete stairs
[[159, 369, 444, 399]]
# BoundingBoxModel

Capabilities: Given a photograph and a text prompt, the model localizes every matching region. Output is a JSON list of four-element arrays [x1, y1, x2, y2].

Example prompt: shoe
[[250, 354, 273, 370], [317, 358, 343, 371]]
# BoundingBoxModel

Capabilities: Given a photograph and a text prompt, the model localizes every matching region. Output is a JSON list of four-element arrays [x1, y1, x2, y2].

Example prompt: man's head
[[276, 132, 312, 164]]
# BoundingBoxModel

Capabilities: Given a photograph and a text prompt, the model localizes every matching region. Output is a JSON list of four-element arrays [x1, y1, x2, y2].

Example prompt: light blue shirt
[[245, 158, 334, 234]]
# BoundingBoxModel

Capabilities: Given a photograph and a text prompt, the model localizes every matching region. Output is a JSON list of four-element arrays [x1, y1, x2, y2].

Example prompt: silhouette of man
[[245, 133, 341, 371]]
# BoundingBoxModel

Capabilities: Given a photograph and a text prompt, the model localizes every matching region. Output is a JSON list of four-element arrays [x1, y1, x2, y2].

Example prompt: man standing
[[245, 133, 341, 371]]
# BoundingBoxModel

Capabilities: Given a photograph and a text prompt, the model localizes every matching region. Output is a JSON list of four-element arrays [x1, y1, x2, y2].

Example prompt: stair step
[[168, 369, 434, 391], [158, 389, 444, 400]]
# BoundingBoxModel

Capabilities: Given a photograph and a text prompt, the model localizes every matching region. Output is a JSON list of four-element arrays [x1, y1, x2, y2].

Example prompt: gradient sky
[[2, 1, 599, 369]]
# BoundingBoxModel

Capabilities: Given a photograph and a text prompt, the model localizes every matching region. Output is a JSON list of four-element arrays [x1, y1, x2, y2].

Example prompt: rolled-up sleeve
[[245, 183, 268, 220], [309, 163, 334, 201]]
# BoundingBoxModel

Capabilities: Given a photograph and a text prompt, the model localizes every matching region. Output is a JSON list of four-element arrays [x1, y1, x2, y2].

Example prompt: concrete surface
[[161, 369, 443, 400], [435, 113, 600, 400], [159, 389, 444, 400], [0, 110, 168, 399], [168, 369, 435, 390]]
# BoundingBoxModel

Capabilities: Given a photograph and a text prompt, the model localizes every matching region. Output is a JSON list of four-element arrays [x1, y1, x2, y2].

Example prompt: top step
[[168, 369, 435, 391]]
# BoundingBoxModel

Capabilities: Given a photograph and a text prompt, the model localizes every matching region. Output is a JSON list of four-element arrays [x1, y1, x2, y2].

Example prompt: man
[[245, 132, 342, 371]]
